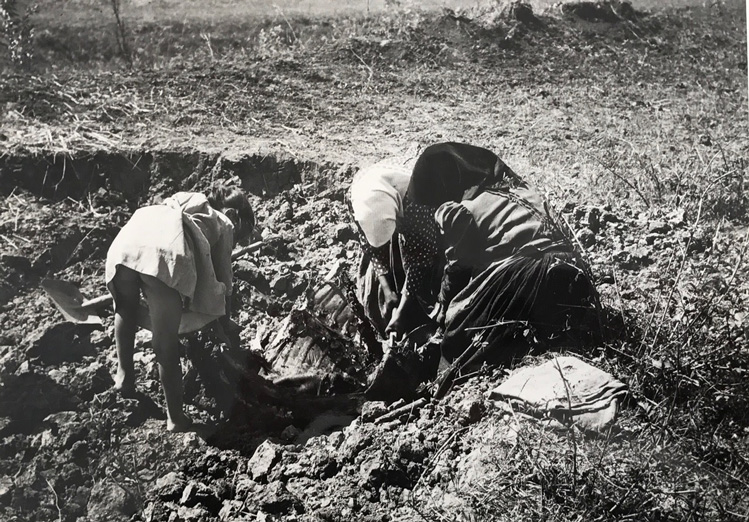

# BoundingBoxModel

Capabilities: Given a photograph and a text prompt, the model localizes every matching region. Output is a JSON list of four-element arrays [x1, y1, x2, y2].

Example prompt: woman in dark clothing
[[389, 142, 600, 366], [386, 142, 519, 339]]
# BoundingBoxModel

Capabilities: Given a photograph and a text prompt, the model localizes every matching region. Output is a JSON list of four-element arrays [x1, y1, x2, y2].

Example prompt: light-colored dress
[[105, 192, 234, 329]]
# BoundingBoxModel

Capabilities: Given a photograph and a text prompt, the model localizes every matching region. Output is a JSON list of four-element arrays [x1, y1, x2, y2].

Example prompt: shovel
[[41, 239, 265, 330]]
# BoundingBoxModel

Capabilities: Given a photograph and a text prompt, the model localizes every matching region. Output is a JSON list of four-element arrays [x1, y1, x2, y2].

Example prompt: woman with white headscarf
[[349, 154, 441, 337]]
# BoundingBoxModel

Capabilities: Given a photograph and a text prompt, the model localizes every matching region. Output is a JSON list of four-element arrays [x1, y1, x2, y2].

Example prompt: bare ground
[[0, 1, 748, 521]]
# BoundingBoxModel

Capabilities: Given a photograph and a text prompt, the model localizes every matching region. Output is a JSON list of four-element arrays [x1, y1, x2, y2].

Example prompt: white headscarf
[[350, 158, 413, 248]]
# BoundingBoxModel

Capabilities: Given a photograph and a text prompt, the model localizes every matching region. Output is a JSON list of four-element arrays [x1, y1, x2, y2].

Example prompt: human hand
[[429, 302, 446, 327], [382, 288, 400, 324], [385, 306, 406, 344]]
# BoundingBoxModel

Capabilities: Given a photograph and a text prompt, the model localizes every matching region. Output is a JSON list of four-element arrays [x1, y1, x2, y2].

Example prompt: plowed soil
[[1, 1, 747, 521]]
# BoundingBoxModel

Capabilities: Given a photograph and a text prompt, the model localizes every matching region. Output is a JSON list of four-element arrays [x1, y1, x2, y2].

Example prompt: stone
[[267, 201, 294, 228], [293, 210, 312, 223], [0, 254, 32, 272], [154, 471, 186, 501], [458, 399, 484, 426], [0, 475, 13, 503], [613, 247, 652, 269], [256, 481, 304, 515], [43, 410, 80, 429], [281, 425, 302, 442], [86, 479, 137, 522], [309, 452, 338, 479], [0, 372, 79, 428], [334, 223, 357, 242], [176, 505, 210, 521], [337, 428, 373, 462], [576, 227, 596, 248], [287, 279, 309, 301], [179, 481, 221, 512], [509, 1, 537, 25], [648, 219, 670, 234], [25, 322, 98, 366], [219, 499, 244, 520], [395, 437, 427, 464], [70, 440, 89, 466], [359, 452, 388, 488], [269, 274, 291, 297], [233, 474, 256, 498], [666, 208, 686, 227], [584, 208, 601, 233], [248, 441, 281, 482], [48, 361, 113, 401], [600, 211, 620, 224], [182, 432, 203, 448], [234, 261, 271, 293], [327, 431, 344, 449], [360, 401, 388, 423]]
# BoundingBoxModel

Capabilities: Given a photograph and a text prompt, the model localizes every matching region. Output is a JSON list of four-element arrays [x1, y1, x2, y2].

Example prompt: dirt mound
[[558, 0, 639, 23]]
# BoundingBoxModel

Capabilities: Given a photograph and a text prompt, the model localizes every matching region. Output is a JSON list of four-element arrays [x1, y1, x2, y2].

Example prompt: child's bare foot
[[113, 370, 136, 397], [166, 413, 193, 433]]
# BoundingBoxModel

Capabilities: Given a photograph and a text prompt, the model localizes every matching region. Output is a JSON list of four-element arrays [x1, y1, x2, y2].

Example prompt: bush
[[0, 0, 35, 65]]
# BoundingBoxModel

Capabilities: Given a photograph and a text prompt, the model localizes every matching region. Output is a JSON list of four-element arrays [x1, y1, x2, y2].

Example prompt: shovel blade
[[41, 279, 104, 325]]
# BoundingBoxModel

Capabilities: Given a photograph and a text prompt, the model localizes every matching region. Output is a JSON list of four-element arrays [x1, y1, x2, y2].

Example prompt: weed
[[0, 0, 36, 64]]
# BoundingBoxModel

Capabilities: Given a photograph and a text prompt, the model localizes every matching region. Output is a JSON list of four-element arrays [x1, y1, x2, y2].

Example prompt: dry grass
[[0, 0, 747, 521]]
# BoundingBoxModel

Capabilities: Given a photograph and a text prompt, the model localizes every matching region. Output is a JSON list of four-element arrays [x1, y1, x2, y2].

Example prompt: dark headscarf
[[405, 142, 520, 207]]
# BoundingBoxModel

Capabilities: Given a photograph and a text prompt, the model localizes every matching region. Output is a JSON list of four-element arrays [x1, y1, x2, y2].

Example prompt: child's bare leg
[[111, 266, 141, 394], [139, 274, 191, 432]]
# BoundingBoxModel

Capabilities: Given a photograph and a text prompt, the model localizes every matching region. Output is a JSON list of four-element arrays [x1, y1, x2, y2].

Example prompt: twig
[[465, 319, 528, 332], [635, 247, 678, 356], [581, 146, 650, 208], [63, 227, 97, 266], [610, 268, 627, 334], [44, 477, 63, 522], [350, 49, 374, 83], [672, 226, 749, 347], [230, 240, 265, 260], [374, 397, 427, 425], [0, 234, 19, 250], [200, 32, 215, 61], [411, 426, 468, 495], [274, 5, 298, 43], [643, 231, 692, 358], [553, 358, 578, 488], [109, 0, 132, 66]]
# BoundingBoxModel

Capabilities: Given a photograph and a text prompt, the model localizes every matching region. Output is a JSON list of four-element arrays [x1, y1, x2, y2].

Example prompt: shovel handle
[[231, 240, 264, 260], [80, 294, 113, 311]]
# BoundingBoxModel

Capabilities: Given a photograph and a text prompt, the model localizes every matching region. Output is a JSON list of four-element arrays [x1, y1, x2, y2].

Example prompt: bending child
[[105, 186, 254, 431]]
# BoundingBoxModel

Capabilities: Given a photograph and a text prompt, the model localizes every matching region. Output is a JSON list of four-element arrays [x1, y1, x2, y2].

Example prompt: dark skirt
[[356, 239, 405, 337], [441, 249, 600, 368]]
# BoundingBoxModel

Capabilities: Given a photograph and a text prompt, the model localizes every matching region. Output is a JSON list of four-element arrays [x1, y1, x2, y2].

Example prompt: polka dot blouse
[[399, 199, 440, 298]]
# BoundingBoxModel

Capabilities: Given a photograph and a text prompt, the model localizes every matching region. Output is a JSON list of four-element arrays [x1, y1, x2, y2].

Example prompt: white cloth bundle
[[489, 355, 628, 432]]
